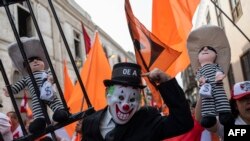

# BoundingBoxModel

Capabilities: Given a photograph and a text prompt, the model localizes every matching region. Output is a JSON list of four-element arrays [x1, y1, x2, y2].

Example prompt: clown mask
[[107, 85, 141, 125]]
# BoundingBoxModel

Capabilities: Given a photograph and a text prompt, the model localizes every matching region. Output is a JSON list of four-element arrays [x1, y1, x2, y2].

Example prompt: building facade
[[0, 0, 135, 113], [182, 0, 250, 102]]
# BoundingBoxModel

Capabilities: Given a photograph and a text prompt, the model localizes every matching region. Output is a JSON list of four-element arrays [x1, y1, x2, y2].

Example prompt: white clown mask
[[107, 85, 141, 124]]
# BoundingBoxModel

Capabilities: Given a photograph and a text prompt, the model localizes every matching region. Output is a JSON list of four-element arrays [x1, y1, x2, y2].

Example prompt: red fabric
[[164, 117, 204, 141], [81, 22, 91, 55], [20, 91, 28, 113]]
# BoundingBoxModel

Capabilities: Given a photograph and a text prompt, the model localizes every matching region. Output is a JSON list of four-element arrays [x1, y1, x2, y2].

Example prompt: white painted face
[[107, 85, 141, 124], [198, 46, 217, 66]]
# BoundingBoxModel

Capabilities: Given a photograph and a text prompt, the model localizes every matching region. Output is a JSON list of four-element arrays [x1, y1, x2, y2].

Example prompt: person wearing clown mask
[[81, 62, 193, 141]]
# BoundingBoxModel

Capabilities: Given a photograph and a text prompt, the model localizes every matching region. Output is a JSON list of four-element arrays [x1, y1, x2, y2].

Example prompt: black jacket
[[82, 78, 193, 141]]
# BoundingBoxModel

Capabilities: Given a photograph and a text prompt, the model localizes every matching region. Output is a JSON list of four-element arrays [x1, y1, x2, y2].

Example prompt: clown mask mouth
[[115, 104, 133, 121]]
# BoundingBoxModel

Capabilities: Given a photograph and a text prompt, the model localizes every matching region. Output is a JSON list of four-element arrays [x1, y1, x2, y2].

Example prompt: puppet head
[[187, 25, 231, 74], [8, 37, 49, 75], [104, 62, 145, 124]]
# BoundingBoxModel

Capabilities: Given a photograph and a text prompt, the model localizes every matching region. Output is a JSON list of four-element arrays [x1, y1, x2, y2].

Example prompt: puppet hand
[[47, 75, 54, 83], [3, 87, 9, 97], [215, 72, 225, 82], [142, 68, 171, 84], [199, 76, 206, 85]]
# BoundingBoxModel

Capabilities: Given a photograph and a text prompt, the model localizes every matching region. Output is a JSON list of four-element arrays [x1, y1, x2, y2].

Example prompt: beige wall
[[0, 0, 135, 113]]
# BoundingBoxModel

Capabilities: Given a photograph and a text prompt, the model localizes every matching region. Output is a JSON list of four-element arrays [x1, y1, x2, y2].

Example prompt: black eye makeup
[[199, 46, 217, 54], [28, 57, 42, 63]]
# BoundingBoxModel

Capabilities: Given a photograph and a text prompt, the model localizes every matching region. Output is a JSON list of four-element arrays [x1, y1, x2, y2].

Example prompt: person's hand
[[3, 87, 9, 97], [142, 68, 171, 84], [215, 71, 225, 82]]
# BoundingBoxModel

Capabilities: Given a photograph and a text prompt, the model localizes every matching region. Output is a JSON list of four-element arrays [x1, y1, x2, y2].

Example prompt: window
[[214, 0, 224, 28], [17, 5, 32, 37], [227, 64, 235, 90], [117, 56, 121, 63], [74, 31, 81, 58], [206, 11, 211, 24], [240, 50, 250, 80], [74, 31, 82, 68], [103, 45, 108, 59], [229, 0, 242, 22]]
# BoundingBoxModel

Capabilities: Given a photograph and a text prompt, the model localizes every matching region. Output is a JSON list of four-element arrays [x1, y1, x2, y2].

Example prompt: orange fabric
[[63, 60, 73, 103], [211, 132, 220, 141], [152, 0, 200, 77], [125, 0, 181, 108], [65, 32, 111, 137]]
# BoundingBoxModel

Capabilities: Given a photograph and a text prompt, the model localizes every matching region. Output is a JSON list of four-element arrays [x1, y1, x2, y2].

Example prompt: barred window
[[229, 0, 242, 22], [206, 10, 211, 24], [214, 0, 224, 28], [227, 64, 235, 90], [240, 50, 250, 80]]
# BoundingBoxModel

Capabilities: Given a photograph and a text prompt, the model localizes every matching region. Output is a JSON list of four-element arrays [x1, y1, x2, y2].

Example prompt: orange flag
[[63, 60, 73, 103], [152, 0, 200, 77], [125, 0, 181, 107], [65, 31, 111, 137]]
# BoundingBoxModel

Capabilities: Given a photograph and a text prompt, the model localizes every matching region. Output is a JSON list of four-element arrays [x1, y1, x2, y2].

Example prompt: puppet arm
[[3, 79, 26, 97]]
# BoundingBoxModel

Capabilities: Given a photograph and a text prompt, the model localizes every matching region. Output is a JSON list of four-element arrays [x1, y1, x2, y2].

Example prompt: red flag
[[20, 90, 32, 118], [81, 21, 91, 55], [152, 0, 200, 76], [63, 60, 74, 103], [20, 90, 28, 113], [65, 32, 111, 137], [164, 117, 204, 141], [125, 0, 181, 107], [71, 132, 81, 141]]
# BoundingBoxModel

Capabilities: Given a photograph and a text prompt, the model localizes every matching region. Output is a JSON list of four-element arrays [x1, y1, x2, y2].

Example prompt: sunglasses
[[199, 46, 217, 54], [27, 57, 42, 63]]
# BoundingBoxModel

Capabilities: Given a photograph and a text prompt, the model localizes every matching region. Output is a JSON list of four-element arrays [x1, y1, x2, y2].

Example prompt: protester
[[0, 112, 13, 141], [195, 81, 250, 140], [7, 111, 24, 139], [81, 62, 193, 141], [3, 37, 69, 134], [187, 25, 234, 128], [71, 120, 83, 141], [164, 101, 219, 141]]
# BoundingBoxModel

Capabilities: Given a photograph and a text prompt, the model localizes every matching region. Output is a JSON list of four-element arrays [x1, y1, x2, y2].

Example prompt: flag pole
[[210, 0, 250, 42]]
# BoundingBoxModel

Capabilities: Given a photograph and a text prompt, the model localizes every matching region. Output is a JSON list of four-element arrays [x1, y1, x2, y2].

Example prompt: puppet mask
[[107, 85, 141, 124]]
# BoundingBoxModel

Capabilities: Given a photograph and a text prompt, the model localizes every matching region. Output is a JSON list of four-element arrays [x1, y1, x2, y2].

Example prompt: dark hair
[[199, 46, 217, 54], [23, 56, 42, 68], [229, 99, 239, 118], [7, 111, 18, 119]]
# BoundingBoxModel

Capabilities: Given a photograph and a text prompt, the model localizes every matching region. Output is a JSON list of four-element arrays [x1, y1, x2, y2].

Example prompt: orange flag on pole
[[125, 0, 181, 107], [65, 31, 111, 137], [63, 60, 73, 103], [152, 0, 200, 77]]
